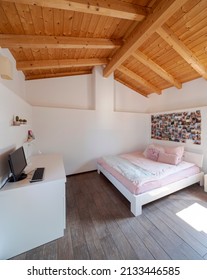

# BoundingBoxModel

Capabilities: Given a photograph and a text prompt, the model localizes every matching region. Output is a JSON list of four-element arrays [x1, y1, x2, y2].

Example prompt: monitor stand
[[8, 173, 27, 182]]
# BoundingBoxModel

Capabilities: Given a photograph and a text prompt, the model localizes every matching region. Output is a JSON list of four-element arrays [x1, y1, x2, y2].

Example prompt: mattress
[[97, 152, 200, 195]]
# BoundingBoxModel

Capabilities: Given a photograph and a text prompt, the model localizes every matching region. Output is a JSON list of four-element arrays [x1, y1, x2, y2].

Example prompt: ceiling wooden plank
[[0, 34, 122, 49], [132, 51, 182, 89], [103, 0, 190, 77], [156, 24, 207, 79], [1, 1, 25, 34], [15, 3, 36, 34], [0, 4, 14, 33], [2, 0, 149, 21], [42, 7, 54, 35], [17, 58, 108, 70], [118, 65, 161, 94], [54, 6, 64, 36], [25, 69, 92, 80], [29, 3, 45, 35]]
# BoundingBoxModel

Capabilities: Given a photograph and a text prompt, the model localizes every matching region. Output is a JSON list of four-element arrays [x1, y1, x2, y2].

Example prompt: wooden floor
[[11, 171, 207, 260]]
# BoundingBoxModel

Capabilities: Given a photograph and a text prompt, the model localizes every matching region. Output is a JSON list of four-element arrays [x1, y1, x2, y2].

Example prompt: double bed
[[97, 146, 204, 216]]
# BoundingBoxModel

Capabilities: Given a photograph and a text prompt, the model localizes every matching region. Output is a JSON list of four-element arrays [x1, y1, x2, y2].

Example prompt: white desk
[[0, 154, 66, 260]]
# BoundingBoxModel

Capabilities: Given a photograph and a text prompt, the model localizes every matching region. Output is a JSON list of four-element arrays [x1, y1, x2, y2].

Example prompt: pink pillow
[[143, 145, 161, 161], [154, 144, 165, 152], [158, 151, 180, 165], [164, 146, 184, 163]]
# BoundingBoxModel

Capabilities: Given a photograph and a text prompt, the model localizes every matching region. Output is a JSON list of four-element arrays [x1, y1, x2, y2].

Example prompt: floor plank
[[10, 171, 207, 260], [152, 199, 207, 257]]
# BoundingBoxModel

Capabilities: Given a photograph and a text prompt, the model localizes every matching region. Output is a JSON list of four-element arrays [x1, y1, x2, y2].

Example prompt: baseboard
[[66, 169, 97, 177]]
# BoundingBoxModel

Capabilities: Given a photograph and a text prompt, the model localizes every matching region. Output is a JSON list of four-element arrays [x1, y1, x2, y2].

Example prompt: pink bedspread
[[97, 152, 200, 195]]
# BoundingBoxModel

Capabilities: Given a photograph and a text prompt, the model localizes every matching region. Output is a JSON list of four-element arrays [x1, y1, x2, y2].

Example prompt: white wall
[[114, 81, 150, 113], [0, 49, 32, 187], [111, 76, 207, 115], [147, 78, 207, 173], [30, 67, 150, 175], [26, 74, 94, 109], [148, 78, 207, 113]]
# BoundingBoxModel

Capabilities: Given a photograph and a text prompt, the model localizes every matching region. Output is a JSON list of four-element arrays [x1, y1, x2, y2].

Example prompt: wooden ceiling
[[0, 0, 207, 97]]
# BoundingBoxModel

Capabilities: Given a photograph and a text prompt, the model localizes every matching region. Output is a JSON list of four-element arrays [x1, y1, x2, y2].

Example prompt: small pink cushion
[[143, 145, 162, 161], [158, 151, 180, 165]]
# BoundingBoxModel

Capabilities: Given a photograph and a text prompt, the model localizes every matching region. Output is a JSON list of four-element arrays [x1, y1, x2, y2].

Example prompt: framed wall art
[[151, 110, 201, 145]]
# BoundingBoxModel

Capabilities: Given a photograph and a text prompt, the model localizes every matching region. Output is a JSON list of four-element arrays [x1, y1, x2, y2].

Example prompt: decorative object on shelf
[[13, 115, 27, 126], [0, 55, 13, 80], [13, 116, 20, 126], [19, 118, 27, 124], [27, 130, 35, 142]]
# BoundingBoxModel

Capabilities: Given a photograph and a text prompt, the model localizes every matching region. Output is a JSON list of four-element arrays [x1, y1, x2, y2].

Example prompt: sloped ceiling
[[0, 0, 207, 97]]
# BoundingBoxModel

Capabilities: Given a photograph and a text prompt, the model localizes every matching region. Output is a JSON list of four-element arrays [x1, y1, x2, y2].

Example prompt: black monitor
[[8, 146, 27, 182]]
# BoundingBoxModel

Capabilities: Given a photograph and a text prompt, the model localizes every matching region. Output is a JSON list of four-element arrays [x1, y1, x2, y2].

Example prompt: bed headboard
[[183, 151, 203, 168]]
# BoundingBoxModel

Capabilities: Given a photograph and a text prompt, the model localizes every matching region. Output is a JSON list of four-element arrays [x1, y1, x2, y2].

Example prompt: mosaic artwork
[[151, 110, 201, 145]]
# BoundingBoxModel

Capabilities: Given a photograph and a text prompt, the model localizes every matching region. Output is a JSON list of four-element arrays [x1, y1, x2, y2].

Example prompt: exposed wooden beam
[[3, 0, 149, 21], [156, 24, 207, 79], [25, 70, 92, 80], [0, 34, 122, 49], [132, 51, 182, 89], [103, 0, 189, 77], [118, 65, 161, 95], [17, 58, 108, 70]]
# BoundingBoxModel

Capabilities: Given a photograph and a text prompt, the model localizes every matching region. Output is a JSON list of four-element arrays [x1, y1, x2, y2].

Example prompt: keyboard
[[30, 167, 45, 183]]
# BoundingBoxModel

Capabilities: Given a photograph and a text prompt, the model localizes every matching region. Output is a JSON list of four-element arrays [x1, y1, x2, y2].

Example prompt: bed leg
[[131, 198, 142, 216], [97, 168, 100, 174]]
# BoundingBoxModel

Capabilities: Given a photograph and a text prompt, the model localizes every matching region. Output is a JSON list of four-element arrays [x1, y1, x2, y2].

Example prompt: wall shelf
[[12, 124, 27, 126]]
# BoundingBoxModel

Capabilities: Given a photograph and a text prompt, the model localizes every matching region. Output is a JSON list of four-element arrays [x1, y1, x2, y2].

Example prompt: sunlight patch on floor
[[176, 203, 207, 233]]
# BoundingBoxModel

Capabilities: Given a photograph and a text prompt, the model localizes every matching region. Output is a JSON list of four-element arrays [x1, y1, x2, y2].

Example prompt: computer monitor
[[8, 146, 27, 182]]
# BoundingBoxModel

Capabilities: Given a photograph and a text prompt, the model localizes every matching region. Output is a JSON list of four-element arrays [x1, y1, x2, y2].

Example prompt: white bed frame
[[97, 151, 204, 216]]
